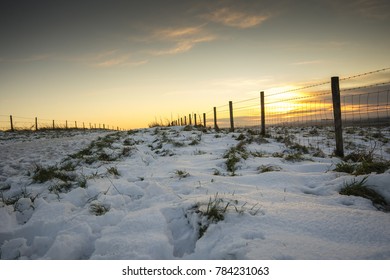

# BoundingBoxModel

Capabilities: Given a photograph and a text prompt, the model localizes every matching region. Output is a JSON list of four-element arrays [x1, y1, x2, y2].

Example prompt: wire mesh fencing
[[0, 115, 121, 132], [172, 68, 390, 157]]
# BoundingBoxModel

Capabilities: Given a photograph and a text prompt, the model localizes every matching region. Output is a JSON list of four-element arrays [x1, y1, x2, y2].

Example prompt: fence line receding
[[158, 68, 390, 157]]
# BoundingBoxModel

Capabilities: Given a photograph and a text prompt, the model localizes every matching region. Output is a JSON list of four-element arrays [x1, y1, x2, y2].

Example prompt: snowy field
[[0, 126, 389, 260]]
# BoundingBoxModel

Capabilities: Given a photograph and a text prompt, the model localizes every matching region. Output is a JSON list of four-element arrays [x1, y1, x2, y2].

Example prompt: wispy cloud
[[0, 50, 146, 69], [0, 53, 53, 63], [150, 35, 215, 56], [63, 49, 148, 68], [352, 0, 390, 19], [148, 25, 215, 56], [205, 7, 270, 28], [291, 60, 324, 66], [157, 25, 205, 39], [329, 0, 390, 19], [89, 50, 131, 68]]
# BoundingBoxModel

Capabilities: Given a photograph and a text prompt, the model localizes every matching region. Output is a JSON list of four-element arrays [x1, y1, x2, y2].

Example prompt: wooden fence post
[[189, 114, 192, 125], [184, 116, 187, 125], [10, 115, 14, 131], [213, 107, 218, 130], [229, 101, 234, 132], [203, 113, 206, 127], [194, 114, 197, 126], [35, 117, 38, 131], [260, 91, 266, 136], [331, 76, 344, 157], [52, 120, 55, 130], [66, 120, 68, 129]]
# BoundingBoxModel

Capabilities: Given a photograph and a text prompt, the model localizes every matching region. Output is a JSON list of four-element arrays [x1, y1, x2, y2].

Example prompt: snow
[[0, 126, 389, 260]]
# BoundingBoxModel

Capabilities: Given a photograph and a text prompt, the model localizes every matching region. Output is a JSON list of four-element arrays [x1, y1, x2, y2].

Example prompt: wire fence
[[167, 68, 390, 157], [0, 115, 121, 131], [202, 69, 390, 129]]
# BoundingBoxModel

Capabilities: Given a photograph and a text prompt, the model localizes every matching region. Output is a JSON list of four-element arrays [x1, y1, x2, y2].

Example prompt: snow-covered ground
[[0, 126, 389, 260]]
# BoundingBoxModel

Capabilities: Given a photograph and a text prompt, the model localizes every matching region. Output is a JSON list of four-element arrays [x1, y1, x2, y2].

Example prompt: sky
[[0, 0, 389, 129]]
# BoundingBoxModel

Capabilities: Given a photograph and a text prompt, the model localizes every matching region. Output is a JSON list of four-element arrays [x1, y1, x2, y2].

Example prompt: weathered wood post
[[52, 120, 55, 130], [203, 113, 206, 127], [229, 101, 234, 132], [213, 107, 218, 129], [331, 76, 344, 157], [260, 91, 266, 136], [75, 121, 77, 129], [189, 114, 192, 125], [10, 115, 14, 131], [194, 114, 197, 126], [35, 117, 38, 131], [66, 120, 68, 129]]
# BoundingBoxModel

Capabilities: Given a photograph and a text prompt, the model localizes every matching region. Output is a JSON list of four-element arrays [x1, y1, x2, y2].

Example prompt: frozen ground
[[0, 126, 389, 259]]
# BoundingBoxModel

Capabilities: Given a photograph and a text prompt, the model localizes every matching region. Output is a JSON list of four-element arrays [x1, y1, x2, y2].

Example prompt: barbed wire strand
[[340, 67, 390, 81]]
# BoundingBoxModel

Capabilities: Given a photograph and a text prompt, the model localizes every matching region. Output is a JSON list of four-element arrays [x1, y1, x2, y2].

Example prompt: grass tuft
[[193, 193, 262, 238], [197, 193, 229, 238], [32, 164, 73, 183], [174, 169, 190, 179], [334, 162, 356, 174], [258, 164, 282, 173], [334, 158, 390, 175], [223, 141, 248, 175], [107, 166, 120, 176], [339, 176, 388, 210], [89, 201, 110, 216], [284, 152, 304, 162]]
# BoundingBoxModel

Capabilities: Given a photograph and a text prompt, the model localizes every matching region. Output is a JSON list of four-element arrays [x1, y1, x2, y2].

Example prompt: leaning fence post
[[260, 91, 266, 136], [331, 76, 344, 157], [213, 107, 218, 129], [10, 115, 14, 131], [229, 101, 234, 132]]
